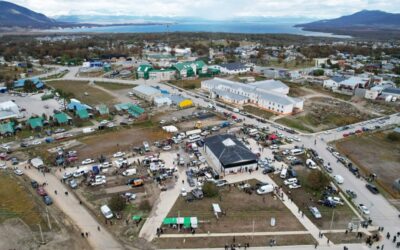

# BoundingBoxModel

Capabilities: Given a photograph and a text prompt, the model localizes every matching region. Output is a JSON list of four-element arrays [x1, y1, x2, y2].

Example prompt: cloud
[[7, 0, 400, 18]]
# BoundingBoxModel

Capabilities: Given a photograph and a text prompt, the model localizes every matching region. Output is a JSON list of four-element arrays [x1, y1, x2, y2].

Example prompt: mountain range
[[296, 10, 400, 38]]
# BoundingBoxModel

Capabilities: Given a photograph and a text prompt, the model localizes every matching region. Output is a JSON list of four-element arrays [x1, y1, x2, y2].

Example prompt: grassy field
[[153, 234, 316, 249], [243, 105, 275, 120], [276, 117, 315, 133], [271, 168, 358, 230], [167, 179, 305, 234], [336, 131, 400, 198], [169, 79, 203, 89], [94, 81, 135, 91], [0, 172, 50, 231], [46, 80, 116, 106], [325, 232, 367, 244]]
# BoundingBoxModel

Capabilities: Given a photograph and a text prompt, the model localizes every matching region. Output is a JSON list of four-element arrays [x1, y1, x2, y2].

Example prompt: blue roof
[[67, 101, 91, 111], [14, 78, 44, 89]]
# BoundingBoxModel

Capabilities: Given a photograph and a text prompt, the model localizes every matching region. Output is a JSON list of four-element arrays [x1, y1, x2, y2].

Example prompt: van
[[73, 167, 89, 177], [256, 184, 274, 194], [248, 129, 258, 136], [122, 168, 137, 176], [233, 108, 240, 113], [100, 205, 113, 219], [188, 134, 201, 142], [143, 141, 150, 152], [280, 168, 288, 179], [306, 159, 317, 169]]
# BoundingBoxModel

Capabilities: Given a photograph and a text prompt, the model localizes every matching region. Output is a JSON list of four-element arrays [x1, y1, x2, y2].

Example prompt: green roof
[[137, 64, 153, 73], [28, 117, 43, 129], [0, 122, 14, 134], [54, 112, 69, 124], [163, 218, 177, 225], [76, 109, 89, 119], [115, 103, 144, 117]]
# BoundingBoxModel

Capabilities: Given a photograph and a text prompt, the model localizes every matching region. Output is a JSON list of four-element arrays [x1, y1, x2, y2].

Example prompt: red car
[[343, 133, 349, 137], [0, 153, 10, 161], [36, 187, 47, 196], [355, 130, 363, 134]]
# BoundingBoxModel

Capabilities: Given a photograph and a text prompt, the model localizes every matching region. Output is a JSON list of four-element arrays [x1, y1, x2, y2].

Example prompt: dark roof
[[220, 62, 248, 71], [382, 87, 400, 95], [204, 134, 257, 168]]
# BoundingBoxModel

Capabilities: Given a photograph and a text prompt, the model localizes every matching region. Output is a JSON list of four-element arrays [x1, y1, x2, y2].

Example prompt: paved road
[[21, 164, 124, 250]]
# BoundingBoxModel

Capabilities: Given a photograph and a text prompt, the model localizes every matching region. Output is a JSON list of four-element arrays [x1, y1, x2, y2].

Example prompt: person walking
[[315, 242, 318, 249], [98, 226, 101, 231], [54, 190, 57, 195]]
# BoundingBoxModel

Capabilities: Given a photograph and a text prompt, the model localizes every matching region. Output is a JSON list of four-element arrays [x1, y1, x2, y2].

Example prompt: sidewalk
[[160, 244, 370, 250], [160, 230, 310, 238]]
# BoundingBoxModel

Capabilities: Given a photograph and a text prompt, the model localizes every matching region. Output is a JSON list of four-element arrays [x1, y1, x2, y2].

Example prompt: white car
[[31, 140, 42, 145], [292, 136, 301, 142], [162, 145, 172, 151], [286, 156, 297, 161], [100, 162, 111, 169], [334, 175, 344, 184], [200, 131, 210, 136], [0, 162, 7, 170], [113, 152, 125, 158], [91, 176, 106, 186], [82, 158, 95, 165], [14, 168, 23, 176], [289, 183, 301, 189], [358, 204, 370, 215], [270, 145, 279, 150], [181, 188, 187, 197], [159, 120, 166, 124]]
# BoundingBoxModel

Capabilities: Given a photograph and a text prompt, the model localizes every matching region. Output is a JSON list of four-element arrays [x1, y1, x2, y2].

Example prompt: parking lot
[[0, 92, 62, 118]]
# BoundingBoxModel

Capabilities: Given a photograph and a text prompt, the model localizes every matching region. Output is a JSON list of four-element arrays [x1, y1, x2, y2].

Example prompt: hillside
[[296, 10, 400, 38]]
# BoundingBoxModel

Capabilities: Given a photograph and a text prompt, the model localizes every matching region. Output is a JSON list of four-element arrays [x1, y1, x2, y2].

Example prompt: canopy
[[163, 217, 177, 225], [212, 203, 221, 213]]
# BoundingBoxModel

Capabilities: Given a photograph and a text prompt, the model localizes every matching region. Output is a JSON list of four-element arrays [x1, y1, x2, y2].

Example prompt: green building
[[136, 64, 153, 80]]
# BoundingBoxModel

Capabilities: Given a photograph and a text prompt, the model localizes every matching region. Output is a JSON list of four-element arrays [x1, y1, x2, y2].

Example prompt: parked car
[[69, 179, 78, 189], [43, 195, 53, 205], [126, 178, 144, 187], [256, 184, 274, 195], [346, 189, 357, 199], [191, 188, 204, 199], [309, 206, 322, 219], [31, 180, 39, 188], [100, 205, 113, 219], [14, 168, 23, 176], [334, 175, 344, 184], [37, 187, 47, 196], [324, 164, 333, 173], [358, 204, 370, 215], [262, 166, 275, 174], [162, 145, 172, 151], [215, 179, 228, 187], [187, 177, 196, 187], [0, 162, 7, 170], [366, 184, 379, 194], [181, 188, 188, 197], [82, 158, 95, 165], [113, 152, 125, 158]]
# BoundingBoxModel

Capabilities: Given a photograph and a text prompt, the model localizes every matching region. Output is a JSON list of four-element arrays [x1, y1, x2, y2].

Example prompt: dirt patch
[[336, 131, 400, 198], [73, 126, 170, 159], [243, 105, 275, 120], [167, 180, 305, 234], [325, 232, 368, 244], [169, 79, 204, 90], [277, 97, 376, 132], [153, 234, 316, 248], [46, 80, 117, 106]]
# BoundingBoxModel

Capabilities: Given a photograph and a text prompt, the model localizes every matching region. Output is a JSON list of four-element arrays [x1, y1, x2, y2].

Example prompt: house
[[96, 104, 109, 115], [172, 60, 207, 78], [136, 64, 153, 79], [0, 101, 21, 121], [202, 78, 303, 114], [212, 62, 250, 75], [67, 99, 92, 112], [28, 117, 44, 130], [30, 157, 44, 168], [14, 78, 44, 89], [53, 112, 71, 125], [149, 69, 176, 81], [323, 76, 347, 89], [131, 85, 162, 102], [154, 96, 172, 107], [114, 103, 145, 117], [76, 109, 89, 119], [314, 58, 329, 68], [382, 87, 400, 99], [204, 134, 258, 174], [0, 121, 15, 135]]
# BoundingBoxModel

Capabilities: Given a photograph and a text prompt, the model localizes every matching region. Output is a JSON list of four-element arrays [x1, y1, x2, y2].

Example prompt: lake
[[53, 21, 351, 38]]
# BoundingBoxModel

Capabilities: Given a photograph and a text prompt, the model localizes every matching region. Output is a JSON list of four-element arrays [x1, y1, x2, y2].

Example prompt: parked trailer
[[185, 129, 202, 137]]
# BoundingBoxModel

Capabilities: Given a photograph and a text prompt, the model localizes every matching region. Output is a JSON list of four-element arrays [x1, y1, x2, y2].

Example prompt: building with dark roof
[[211, 62, 250, 75], [382, 87, 400, 98], [204, 134, 257, 174]]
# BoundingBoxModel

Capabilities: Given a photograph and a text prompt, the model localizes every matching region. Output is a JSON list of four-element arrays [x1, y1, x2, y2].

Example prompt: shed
[[54, 112, 70, 124], [96, 104, 109, 115], [0, 121, 14, 135], [76, 109, 89, 119], [28, 117, 44, 129]]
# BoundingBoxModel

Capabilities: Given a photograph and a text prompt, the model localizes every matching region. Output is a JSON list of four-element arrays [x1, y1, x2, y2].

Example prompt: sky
[[5, 0, 400, 19]]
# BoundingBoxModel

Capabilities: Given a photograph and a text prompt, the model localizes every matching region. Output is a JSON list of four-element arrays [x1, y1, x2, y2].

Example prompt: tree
[[23, 80, 36, 92], [387, 132, 400, 142], [306, 171, 329, 191], [202, 182, 219, 198], [109, 195, 126, 212], [313, 69, 325, 76]]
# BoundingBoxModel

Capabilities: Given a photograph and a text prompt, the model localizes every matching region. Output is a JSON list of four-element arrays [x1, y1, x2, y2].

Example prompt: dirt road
[[22, 165, 124, 250]]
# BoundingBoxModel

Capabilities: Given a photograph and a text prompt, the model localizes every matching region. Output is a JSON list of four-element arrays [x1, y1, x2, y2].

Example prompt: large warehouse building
[[204, 134, 258, 174], [201, 77, 303, 114]]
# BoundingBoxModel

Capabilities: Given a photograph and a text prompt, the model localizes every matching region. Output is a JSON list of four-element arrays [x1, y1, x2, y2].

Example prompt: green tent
[[28, 117, 43, 129], [0, 122, 14, 135], [132, 215, 142, 221], [54, 112, 69, 124], [76, 109, 89, 119], [163, 217, 177, 225], [96, 104, 109, 115]]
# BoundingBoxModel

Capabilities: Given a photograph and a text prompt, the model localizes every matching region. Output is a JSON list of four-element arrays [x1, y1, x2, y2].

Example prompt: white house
[[212, 63, 251, 75], [154, 96, 172, 107], [131, 85, 162, 102], [202, 78, 303, 114], [0, 101, 21, 121]]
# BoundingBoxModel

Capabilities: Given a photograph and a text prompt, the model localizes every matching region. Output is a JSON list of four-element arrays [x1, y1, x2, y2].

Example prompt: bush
[[202, 182, 219, 198], [139, 199, 151, 211], [109, 195, 126, 212], [387, 132, 400, 142], [306, 171, 329, 191]]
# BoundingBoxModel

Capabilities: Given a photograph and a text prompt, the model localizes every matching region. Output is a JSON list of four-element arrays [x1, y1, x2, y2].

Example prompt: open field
[[276, 97, 376, 132], [0, 172, 49, 230], [94, 81, 135, 91], [243, 105, 275, 120], [167, 179, 305, 234], [169, 79, 204, 89], [336, 131, 400, 198], [153, 234, 316, 249], [271, 168, 358, 230], [46, 80, 117, 106], [73, 124, 170, 159]]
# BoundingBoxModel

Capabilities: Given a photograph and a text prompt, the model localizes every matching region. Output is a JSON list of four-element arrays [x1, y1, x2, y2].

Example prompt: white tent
[[162, 125, 178, 133]]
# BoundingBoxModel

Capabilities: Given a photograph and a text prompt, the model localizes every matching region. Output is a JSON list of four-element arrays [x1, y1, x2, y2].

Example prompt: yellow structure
[[195, 121, 202, 129], [179, 99, 193, 109]]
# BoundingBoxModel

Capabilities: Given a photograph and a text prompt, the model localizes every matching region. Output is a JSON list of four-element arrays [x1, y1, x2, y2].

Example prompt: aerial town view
[[0, 0, 400, 250]]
